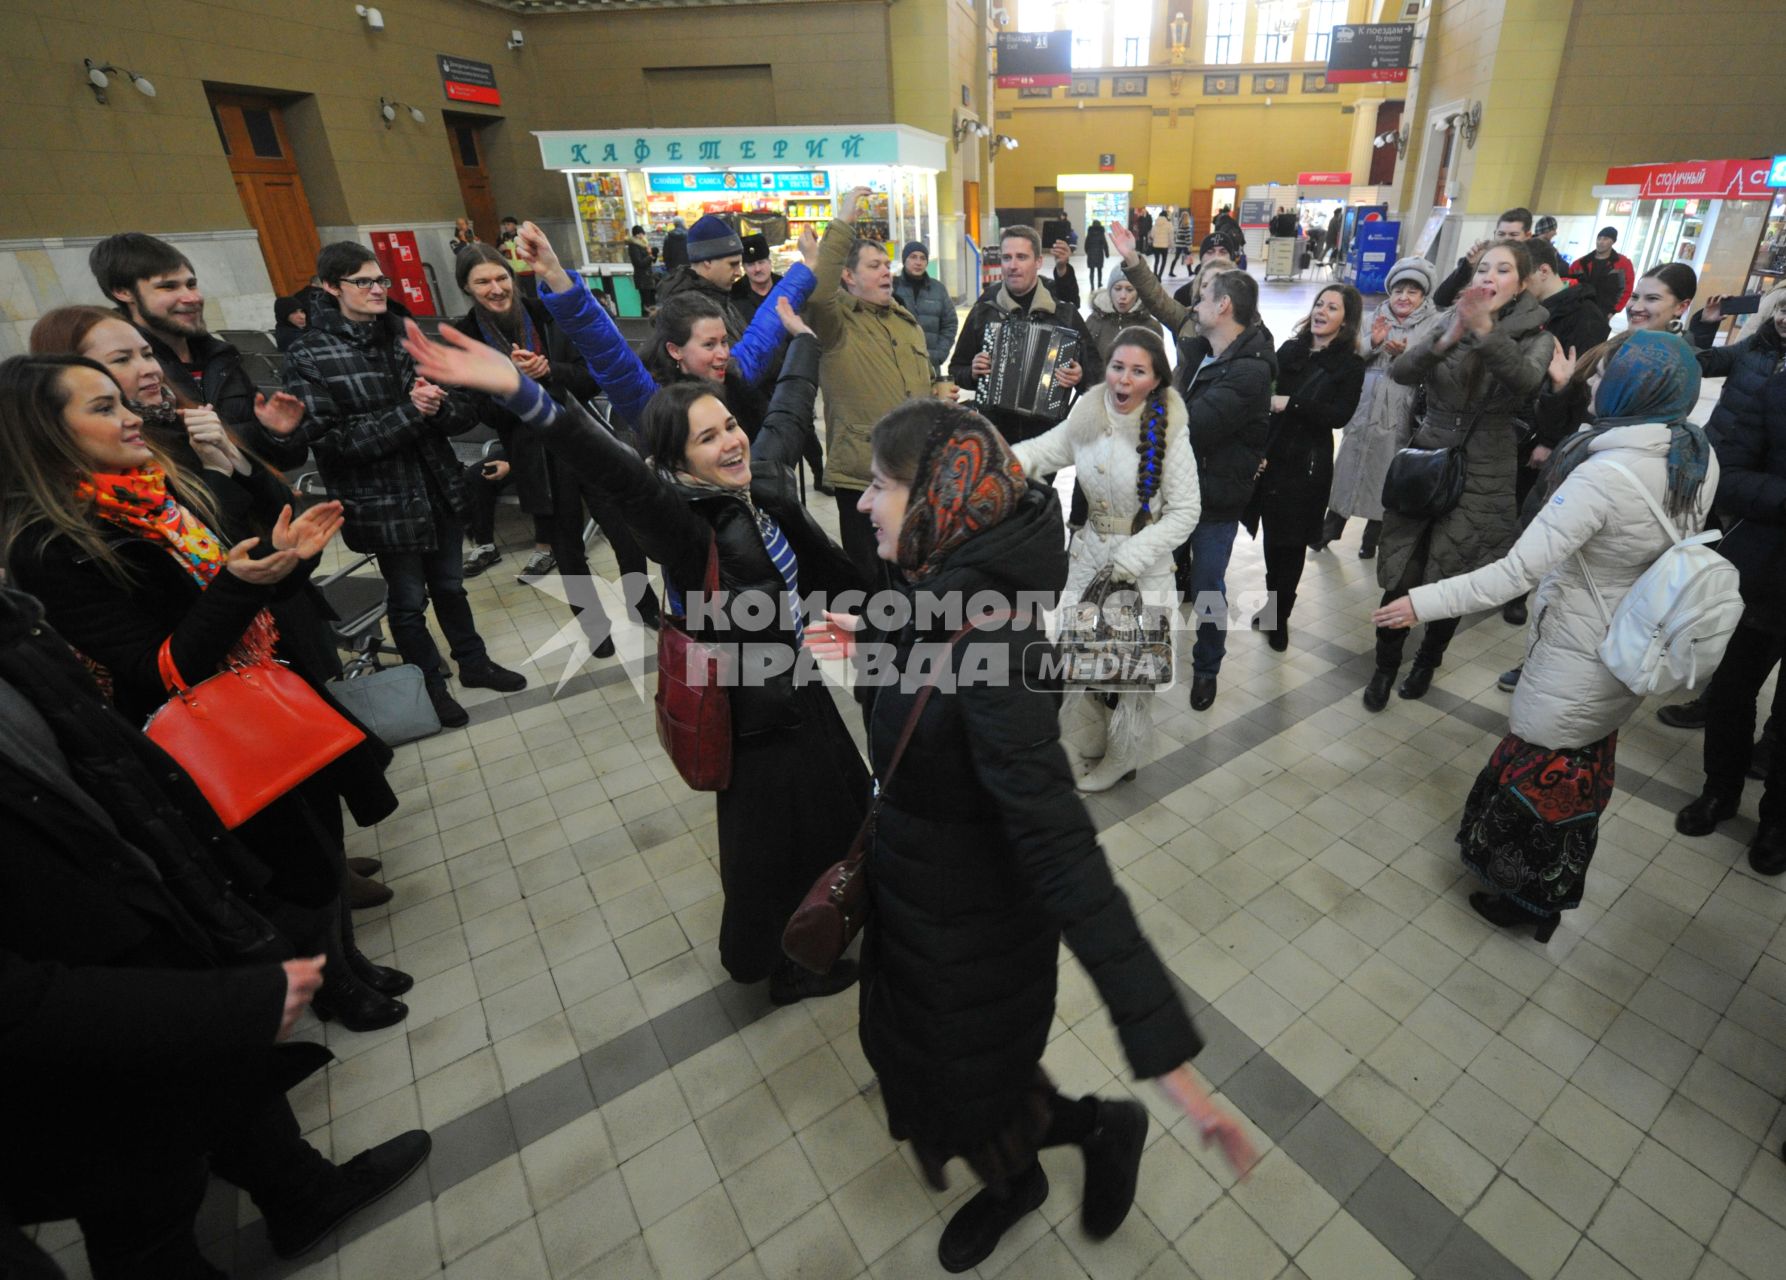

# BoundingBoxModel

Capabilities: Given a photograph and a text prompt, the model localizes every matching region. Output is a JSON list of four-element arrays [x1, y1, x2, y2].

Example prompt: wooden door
[[208, 92, 320, 297], [447, 118, 500, 245], [1189, 188, 1214, 234], [963, 180, 982, 246], [1370, 101, 1404, 187]]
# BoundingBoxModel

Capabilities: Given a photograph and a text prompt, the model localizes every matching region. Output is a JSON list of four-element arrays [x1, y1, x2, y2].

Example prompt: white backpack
[[1577, 460, 1744, 696]]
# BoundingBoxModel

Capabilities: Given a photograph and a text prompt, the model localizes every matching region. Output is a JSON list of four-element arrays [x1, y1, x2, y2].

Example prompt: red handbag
[[782, 617, 1001, 974], [656, 537, 734, 791], [144, 640, 365, 829]]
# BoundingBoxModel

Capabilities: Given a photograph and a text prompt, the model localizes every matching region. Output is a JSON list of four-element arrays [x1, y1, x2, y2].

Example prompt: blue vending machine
[[1351, 220, 1402, 294]]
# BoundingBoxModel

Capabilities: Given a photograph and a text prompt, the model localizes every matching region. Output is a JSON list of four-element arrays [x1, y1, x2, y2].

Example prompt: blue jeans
[[1175, 519, 1240, 678], [378, 515, 489, 684]]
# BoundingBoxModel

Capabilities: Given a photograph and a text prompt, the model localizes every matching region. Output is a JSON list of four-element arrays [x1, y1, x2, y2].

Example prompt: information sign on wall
[[1099, 153, 1115, 172], [996, 31, 1071, 88], [1325, 24, 1415, 84], [438, 55, 500, 106], [536, 127, 946, 172], [1770, 156, 1786, 188]]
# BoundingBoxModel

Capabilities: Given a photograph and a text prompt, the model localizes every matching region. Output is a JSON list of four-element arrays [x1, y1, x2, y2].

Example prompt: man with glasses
[[285, 242, 526, 727]]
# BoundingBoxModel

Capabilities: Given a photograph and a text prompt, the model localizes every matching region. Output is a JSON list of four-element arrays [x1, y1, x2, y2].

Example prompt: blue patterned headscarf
[[1533, 330, 1709, 524]]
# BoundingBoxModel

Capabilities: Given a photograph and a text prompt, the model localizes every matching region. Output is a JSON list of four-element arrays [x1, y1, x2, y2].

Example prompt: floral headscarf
[[895, 404, 1027, 582]]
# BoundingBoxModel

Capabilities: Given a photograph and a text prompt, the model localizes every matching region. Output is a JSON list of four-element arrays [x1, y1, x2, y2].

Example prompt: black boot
[[1363, 668, 1395, 713], [312, 975, 408, 1032], [1398, 659, 1439, 701], [768, 956, 859, 1006], [1656, 696, 1709, 730], [263, 1131, 432, 1259], [937, 1162, 1049, 1273], [1468, 892, 1559, 943], [348, 948, 414, 997], [1308, 511, 1345, 553], [1081, 1099, 1148, 1239], [1359, 520, 1380, 560], [1748, 825, 1786, 876], [1675, 787, 1741, 836]]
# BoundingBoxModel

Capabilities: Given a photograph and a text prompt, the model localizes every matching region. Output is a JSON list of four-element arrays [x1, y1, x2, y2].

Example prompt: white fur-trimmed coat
[[1012, 384, 1200, 603]]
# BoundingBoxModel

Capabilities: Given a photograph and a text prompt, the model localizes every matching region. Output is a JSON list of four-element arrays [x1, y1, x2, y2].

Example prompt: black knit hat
[[687, 214, 744, 263]]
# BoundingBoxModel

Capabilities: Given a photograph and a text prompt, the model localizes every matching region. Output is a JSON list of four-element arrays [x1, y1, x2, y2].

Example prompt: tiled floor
[[33, 268, 1786, 1280]]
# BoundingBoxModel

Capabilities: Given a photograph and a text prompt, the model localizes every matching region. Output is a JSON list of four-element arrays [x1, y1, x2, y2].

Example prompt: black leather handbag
[[1381, 411, 1482, 521]]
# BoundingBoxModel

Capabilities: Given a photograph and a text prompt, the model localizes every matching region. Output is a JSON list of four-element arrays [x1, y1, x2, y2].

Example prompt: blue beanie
[[687, 215, 743, 263]]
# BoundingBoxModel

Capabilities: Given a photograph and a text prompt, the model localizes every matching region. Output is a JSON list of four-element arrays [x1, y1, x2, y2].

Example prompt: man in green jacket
[[808, 185, 942, 582]]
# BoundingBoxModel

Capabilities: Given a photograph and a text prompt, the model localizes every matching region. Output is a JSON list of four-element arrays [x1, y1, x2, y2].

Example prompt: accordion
[[978, 317, 1081, 421]]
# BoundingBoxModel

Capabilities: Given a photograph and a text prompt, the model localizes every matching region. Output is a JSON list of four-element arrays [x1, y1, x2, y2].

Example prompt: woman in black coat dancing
[[403, 301, 869, 1005], [807, 400, 1253, 1273], [1245, 284, 1366, 651]]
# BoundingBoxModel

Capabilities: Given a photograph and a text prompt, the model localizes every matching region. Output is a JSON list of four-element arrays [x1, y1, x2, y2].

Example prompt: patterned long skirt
[[1457, 731, 1616, 916]]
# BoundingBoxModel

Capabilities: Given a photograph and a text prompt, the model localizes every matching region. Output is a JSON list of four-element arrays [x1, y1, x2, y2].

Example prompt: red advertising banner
[[371, 231, 438, 318], [1602, 158, 1774, 201], [1298, 172, 1353, 186]]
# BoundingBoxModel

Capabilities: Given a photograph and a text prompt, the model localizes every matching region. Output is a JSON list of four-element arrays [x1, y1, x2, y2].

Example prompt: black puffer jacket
[[1182, 322, 1279, 523], [285, 299, 475, 553], [1532, 283, 1611, 449], [1713, 373, 1786, 636], [1691, 311, 1786, 445], [141, 326, 307, 470], [856, 483, 1200, 1153], [535, 335, 858, 735], [452, 297, 598, 515], [1246, 337, 1365, 543], [659, 266, 750, 339]]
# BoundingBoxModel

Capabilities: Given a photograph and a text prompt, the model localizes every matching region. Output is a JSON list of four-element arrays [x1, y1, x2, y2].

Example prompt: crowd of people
[[3, 175, 1782, 1276]]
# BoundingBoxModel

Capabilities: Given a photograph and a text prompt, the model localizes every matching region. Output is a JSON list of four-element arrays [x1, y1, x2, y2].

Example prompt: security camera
[[992, 6, 1011, 27], [356, 5, 385, 31], [507, 28, 524, 50]]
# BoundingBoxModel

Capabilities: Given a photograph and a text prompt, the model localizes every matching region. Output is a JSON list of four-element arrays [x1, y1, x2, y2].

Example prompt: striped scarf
[[754, 508, 803, 644]]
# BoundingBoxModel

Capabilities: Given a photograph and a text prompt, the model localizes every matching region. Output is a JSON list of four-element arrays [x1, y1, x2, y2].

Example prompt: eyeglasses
[[339, 275, 392, 290]]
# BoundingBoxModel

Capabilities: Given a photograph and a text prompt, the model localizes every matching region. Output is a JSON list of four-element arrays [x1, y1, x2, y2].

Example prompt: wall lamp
[[951, 114, 992, 150], [1374, 127, 1410, 158], [356, 5, 385, 30], [84, 59, 155, 105], [993, 134, 1020, 151], [380, 97, 426, 127], [1432, 101, 1482, 149]]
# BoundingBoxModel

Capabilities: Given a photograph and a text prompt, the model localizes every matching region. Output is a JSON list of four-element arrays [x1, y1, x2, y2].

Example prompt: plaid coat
[[284, 303, 474, 553]]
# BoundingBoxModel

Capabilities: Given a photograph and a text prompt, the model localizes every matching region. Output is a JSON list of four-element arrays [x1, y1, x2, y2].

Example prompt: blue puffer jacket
[[891, 271, 958, 372], [1691, 309, 1786, 445], [539, 264, 816, 430]]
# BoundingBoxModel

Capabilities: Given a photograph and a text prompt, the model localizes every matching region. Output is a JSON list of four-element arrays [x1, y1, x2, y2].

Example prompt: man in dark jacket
[[89, 232, 304, 467], [890, 240, 958, 373], [0, 587, 429, 1277], [730, 232, 781, 327], [948, 225, 1102, 446], [1173, 271, 1277, 711], [286, 241, 526, 727], [1566, 226, 1637, 316], [658, 214, 754, 337], [1432, 208, 1532, 308]]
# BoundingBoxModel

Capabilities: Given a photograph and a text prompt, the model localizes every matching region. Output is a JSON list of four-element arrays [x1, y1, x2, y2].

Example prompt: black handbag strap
[[847, 613, 1009, 857]]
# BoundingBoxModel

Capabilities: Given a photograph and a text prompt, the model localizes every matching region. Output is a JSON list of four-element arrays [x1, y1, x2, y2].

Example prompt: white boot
[[1061, 691, 1112, 768], [1075, 694, 1149, 793]]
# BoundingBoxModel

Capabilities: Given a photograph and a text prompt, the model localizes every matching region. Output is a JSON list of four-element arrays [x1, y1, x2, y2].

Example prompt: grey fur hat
[[1385, 256, 1436, 296]]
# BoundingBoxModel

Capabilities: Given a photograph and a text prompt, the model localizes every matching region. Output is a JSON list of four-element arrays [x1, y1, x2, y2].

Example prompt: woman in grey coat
[[1319, 256, 1437, 557], [1364, 241, 1556, 711]]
